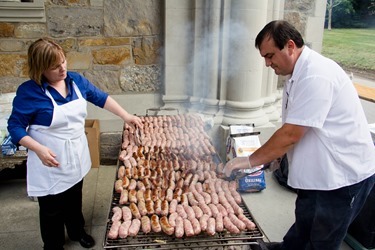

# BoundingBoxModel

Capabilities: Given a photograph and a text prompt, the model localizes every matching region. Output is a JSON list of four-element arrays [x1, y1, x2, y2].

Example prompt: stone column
[[261, 0, 284, 122], [200, 0, 221, 116], [222, 0, 269, 126], [163, 0, 194, 111], [188, 0, 222, 124]]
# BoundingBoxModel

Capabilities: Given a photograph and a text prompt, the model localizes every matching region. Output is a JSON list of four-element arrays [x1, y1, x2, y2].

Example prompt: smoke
[[184, 7, 252, 101]]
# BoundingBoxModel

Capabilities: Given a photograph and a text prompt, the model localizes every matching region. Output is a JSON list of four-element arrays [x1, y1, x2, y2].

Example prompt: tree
[[326, 0, 355, 29], [368, 0, 374, 15], [327, 0, 345, 30]]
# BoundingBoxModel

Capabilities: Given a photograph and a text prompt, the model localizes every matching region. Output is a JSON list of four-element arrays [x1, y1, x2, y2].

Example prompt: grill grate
[[103, 195, 264, 249], [103, 115, 265, 249]]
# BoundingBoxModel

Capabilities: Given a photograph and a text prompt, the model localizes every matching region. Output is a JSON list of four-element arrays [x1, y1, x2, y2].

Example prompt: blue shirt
[[7, 72, 108, 144]]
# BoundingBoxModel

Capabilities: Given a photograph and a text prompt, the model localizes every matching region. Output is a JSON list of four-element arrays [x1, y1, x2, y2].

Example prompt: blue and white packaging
[[226, 125, 266, 192], [1, 136, 17, 156]]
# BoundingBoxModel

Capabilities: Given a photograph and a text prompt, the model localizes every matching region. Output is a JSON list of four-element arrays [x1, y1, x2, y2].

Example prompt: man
[[223, 20, 375, 250]]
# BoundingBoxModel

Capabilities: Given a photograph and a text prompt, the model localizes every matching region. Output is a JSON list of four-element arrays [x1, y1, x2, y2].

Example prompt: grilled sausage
[[118, 165, 125, 179], [130, 202, 141, 219], [138, 200, 148, 216], [192, 205, 203, 219], [216, 203, 228, 217], [183, 204, 196, 221], [161, 199, 169, 216], [208, 204, 220, 218], [175, 216, 184, 238], [128, 189, 137, 203], [146, 200, 155, 215], [128, 179, 137, 190], [144, 188, 152, 201], [108, 220, 121, 239], [136, 189, 145, 201], [238, 213, 256, 230], [122, 176, 130, 189], [215, 213, 224, 232], [191, 217, 201, 235], [198, 203, 212, 217], [119, 189, 129, 205], [183, 218, 194, 237], [160, 216, 174, 235], [154, 199, 162, 215], [151, 214, 162, 233], [168, 212, 178, 227], [169, 199, 178, 214], [187, 192, 199, 206], [119, 220, 132, 238], [111, 206, 122, 222], [122, 206, 132, 221], [223, 216, 240, 234], [206, 217, 216, 236], [210, 191, 219, 205], [166, 188, 173, 202], [176, 204, 188, 219], [128, 219, 141, 237], [141, 215, 151, 234], [114, 179, 123, 193]]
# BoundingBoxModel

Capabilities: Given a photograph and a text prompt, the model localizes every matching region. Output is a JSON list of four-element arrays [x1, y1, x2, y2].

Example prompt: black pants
[[281, 173, 375, 250], [38, 180, 85, 250]]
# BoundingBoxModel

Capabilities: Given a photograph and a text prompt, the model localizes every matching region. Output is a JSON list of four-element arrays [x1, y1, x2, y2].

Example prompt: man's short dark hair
[[255, 20, 305, 50]]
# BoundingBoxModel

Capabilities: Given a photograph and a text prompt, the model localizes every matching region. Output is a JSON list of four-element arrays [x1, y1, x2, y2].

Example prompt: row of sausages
[[108, 199, 255, 239], [108, 177, 256, 239], [107, 114, 255, 240]]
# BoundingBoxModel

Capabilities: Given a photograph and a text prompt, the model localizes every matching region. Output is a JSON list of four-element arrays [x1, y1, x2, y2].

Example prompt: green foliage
[[322, 28, 375, 71], [326, 0, 375, 28]]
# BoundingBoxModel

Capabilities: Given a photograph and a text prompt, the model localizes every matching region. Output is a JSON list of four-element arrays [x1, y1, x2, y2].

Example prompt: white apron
[[27, 82, 91, 197]]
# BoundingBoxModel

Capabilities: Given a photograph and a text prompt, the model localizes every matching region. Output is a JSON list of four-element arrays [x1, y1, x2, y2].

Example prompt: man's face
[[259, 36, 294, 76]]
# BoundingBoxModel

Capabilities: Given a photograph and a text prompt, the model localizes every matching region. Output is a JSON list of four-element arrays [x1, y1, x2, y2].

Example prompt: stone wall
[[0, 0, 163, 164], [284, 0, 327, 51], [0, 0, 163, 94]]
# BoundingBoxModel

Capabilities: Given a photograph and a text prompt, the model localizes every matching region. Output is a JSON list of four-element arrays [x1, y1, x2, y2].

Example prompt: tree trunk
[[328, 0, 333, 30]]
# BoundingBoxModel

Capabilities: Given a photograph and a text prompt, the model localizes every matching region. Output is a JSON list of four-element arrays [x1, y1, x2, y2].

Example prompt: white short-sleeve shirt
[[283, 46, 375, 190]]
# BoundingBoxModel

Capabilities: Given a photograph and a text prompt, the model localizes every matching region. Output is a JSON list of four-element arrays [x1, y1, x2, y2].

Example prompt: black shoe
[[264, 242, 282, 250], [78, 233, 95, 248]]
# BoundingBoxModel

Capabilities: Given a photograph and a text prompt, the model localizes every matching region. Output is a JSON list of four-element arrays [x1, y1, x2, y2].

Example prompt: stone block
[[84, 70, 122, 94], [14, 23, 46, 38], [133, 36, 161, 65], [120, 65, 161, 92], [103, 0, 161, 36], [92, 47, 131, 65], [0, 54, 27, 77], [67, 51, 91, 70], [47, 7, 103, 37], [0, 23, 15, 37]]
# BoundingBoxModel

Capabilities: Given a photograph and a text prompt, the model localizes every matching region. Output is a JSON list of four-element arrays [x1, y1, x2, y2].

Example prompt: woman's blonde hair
[[28, 37, 66, 85]]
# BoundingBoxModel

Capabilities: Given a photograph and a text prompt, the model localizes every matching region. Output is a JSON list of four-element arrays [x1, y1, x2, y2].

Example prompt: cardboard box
[[85, 119, 100, 168]]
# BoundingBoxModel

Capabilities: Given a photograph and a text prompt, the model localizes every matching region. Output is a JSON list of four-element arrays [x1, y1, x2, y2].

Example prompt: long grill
[[103, 192, 264, 249], [103, 113, 266, 249]]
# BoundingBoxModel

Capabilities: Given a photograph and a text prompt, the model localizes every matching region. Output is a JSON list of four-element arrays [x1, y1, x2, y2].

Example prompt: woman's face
[[43, 57, 67, 85]]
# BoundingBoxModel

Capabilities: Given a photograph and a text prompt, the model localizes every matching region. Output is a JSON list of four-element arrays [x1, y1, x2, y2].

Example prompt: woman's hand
[[35, 145, 60, 167], [124, 113, 143, 129], [19, 135, 59, 167]]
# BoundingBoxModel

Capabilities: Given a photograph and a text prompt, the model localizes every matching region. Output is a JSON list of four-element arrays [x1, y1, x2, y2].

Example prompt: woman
[[7, 37, 142, 249]]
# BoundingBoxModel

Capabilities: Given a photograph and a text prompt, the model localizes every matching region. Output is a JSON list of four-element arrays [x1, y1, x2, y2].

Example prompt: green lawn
[[322, 29, 375, 72]]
